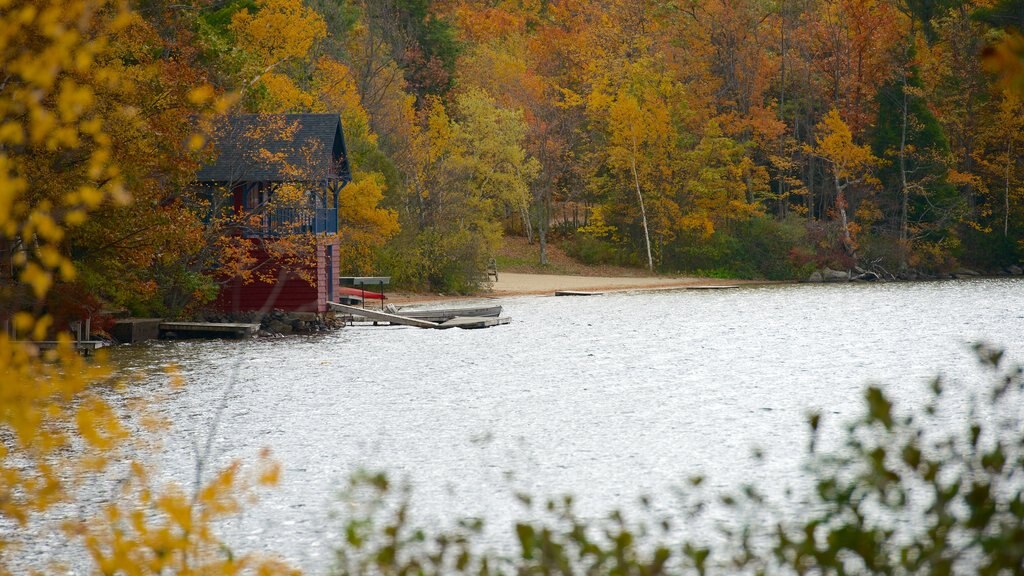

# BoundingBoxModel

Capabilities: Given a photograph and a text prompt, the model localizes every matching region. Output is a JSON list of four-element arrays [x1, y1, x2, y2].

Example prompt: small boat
[[395, 304, 503, 323]]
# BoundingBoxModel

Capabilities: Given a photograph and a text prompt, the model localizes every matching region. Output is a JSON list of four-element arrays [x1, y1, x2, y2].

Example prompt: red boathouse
[[195, 114, 351, 313]]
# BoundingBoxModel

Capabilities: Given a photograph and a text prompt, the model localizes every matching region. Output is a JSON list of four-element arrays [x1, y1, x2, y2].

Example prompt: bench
[[486, 258, 498, 282]]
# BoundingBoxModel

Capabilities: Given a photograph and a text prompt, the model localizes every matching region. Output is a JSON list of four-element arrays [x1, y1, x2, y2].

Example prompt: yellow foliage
[[313, 57, 376, 146], [1, 0, 130, 553], [811, 109, 882, 186], [1, 0, 291, 572], [983, 32, 1024, 95], [230, 0, 326, 77], [69, 450, 294, 574], [578, 205, 620, 241], [258, 72, 314, 113], [337, 174, 400, 273]]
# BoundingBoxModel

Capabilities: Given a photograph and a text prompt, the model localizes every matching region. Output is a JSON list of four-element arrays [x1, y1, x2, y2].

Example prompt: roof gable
[[196, 113, 352, 184]]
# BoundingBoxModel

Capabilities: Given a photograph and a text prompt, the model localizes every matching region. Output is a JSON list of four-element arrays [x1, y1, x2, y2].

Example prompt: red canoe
[[338, 286, 385, 300]]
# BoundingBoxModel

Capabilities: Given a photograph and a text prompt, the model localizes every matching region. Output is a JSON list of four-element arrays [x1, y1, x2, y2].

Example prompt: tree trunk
[[630, 156, 654, 272], [1006, 139, 1013, 237], [898, 74, 910, 270], [521, 202, 533, 244], [807, 154, 816, 219], [538, 227, 547, 266], [538, 182, 550, 266], [835, 174, 854, 257]]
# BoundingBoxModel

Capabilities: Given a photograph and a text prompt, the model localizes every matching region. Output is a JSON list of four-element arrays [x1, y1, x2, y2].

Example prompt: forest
[[3, 0, 1024, 318]]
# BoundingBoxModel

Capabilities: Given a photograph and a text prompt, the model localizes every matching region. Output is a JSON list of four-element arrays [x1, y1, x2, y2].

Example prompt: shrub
[[561, 234, 636, 267]]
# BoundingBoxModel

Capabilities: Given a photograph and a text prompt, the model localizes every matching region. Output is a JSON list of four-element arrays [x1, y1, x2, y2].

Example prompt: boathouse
[[196, 113, 351, 313]]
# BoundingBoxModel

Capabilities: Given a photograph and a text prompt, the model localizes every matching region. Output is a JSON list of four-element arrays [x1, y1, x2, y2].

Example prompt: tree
[[873, 63, 959, 270], [591, 56, 687, 272], [605, 91, 662, 271], [678, 120, 766, 240], [810, 109, 882, 259], [803, 0, 907, 135]]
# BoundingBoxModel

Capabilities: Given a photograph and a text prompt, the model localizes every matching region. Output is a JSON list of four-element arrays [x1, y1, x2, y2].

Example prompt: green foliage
[[196, 0, 256, 73], [378, 228, 494, 294], [902, 0, 966, 41], [960, 225, 1024, 269], [664, 216, 812, 280], [201, 0, 258, 31], [872, 68, 961, 246], [561, 234, 635, 267], [973, 0, 1024, 32], [331, 344, 1024, 574]]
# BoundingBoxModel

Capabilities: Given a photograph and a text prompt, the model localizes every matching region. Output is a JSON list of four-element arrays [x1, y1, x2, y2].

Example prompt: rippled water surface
[[17, 279, 1024, 571]]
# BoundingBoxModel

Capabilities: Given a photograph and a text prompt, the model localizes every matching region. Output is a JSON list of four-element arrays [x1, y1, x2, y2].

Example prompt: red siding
[[214, 237, 340, 313]]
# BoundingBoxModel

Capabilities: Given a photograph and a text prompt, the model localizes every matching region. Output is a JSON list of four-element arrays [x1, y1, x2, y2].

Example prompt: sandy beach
[[387, 272, 762, 304], [490, 272, 747, 294]]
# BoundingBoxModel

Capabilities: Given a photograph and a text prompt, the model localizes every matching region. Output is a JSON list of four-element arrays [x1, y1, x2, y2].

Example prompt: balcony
[[248, 207, 338, 237]]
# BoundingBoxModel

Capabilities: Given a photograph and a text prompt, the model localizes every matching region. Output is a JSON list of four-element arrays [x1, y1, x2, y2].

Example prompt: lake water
[[8, 278, 1024, 572]]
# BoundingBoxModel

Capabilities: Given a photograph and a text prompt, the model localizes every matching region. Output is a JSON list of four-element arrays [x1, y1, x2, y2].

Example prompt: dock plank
[[328, 302, 439, 328], [159, 322, 260, 339], [27, 341, 108, 355]]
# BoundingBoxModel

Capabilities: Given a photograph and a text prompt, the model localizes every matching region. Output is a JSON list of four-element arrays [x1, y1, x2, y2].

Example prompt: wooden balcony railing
[[249, 207, 338, 237]]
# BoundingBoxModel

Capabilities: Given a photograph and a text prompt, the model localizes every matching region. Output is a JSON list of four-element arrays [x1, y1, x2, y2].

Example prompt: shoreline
[[385, 272, 771, 306], [382, 271, 1023, 307]]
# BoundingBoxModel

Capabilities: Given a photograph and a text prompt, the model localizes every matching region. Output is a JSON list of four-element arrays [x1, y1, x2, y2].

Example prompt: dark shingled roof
[[196, 113, 352, 184]]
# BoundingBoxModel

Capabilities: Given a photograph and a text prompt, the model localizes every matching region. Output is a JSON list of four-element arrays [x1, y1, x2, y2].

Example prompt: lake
[[9, 278, 1024, 572]]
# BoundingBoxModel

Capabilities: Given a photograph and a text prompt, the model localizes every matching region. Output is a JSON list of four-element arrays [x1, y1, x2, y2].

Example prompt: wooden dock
[[555, 290, 602, 296], [329, 302, 440, 328], [27, 340, 108, 356], [159, 322, 260, 339]]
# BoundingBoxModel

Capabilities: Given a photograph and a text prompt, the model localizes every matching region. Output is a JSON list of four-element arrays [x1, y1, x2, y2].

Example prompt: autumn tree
[[873, 63, 960, 270], [678, 121, 767, 240], [603, 86, 671, 271], [810, 109, 882, 260]]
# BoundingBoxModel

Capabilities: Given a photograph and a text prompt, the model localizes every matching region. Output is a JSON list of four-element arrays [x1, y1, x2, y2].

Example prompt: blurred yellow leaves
[[69, 450, 293, 575], [1, 0, 293, 572], [983, 32, 1024, 96]]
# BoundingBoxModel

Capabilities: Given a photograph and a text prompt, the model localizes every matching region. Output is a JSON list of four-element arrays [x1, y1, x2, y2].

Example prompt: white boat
[[395, 305, 503, 323]]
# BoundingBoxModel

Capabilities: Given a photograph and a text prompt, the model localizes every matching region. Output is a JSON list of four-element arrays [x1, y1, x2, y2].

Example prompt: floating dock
[[27, 340, 108, 356], [158, 322, 260, 339]]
